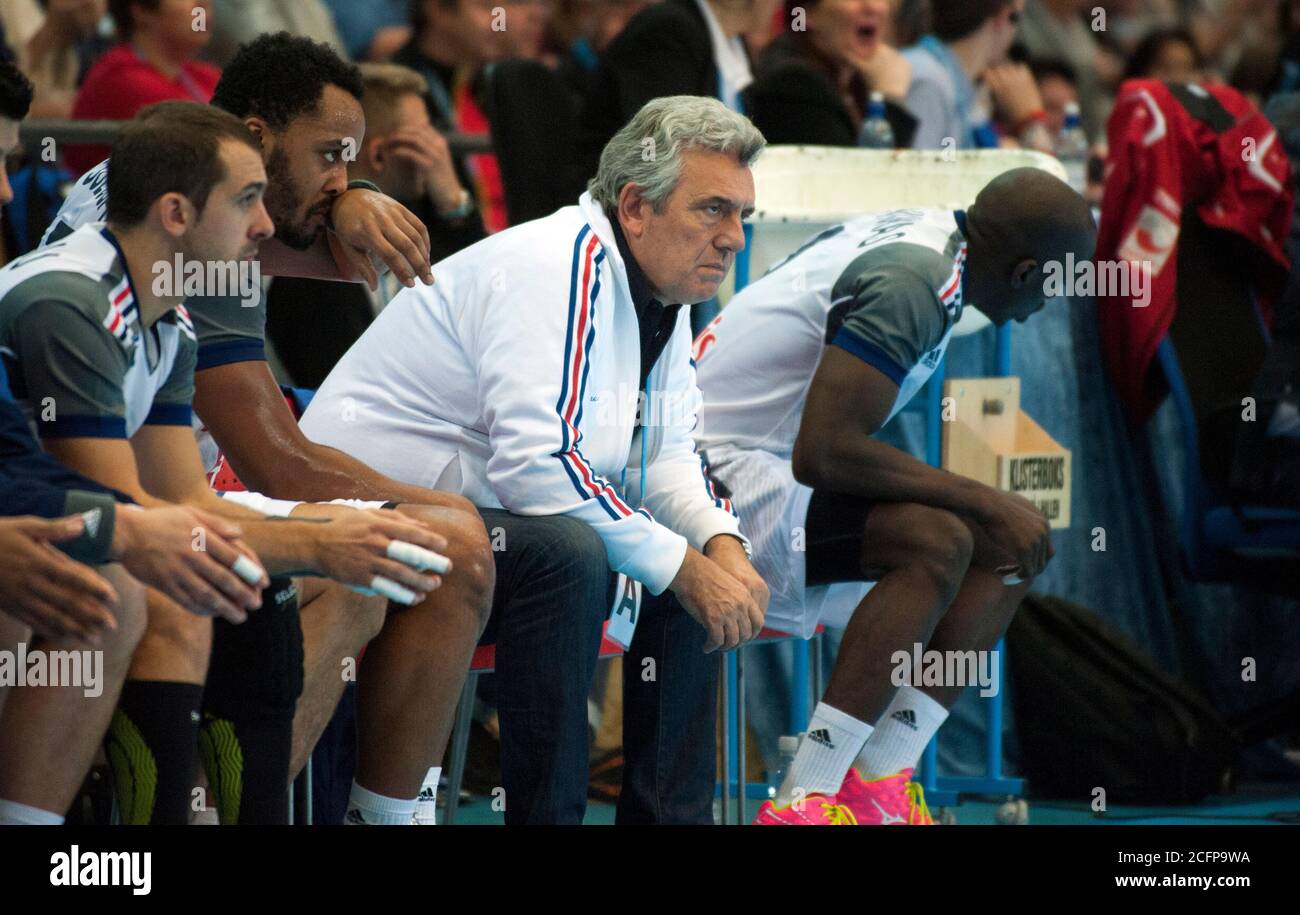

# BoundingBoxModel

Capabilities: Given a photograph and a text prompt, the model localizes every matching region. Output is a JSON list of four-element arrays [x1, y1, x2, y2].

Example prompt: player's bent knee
[[135, 591, 213, 677], [98, 565, 148, 654], [872, 505, 973, 594], [396, 503, 495, 626]]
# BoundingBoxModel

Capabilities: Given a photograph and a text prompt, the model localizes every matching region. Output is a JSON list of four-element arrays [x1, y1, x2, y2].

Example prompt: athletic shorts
[[707, 446, 876, 638]]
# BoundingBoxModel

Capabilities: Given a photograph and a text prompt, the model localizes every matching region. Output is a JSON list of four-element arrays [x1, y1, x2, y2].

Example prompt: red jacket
[[1097, 80, 1292, 421], [66, 44, 221, 176]]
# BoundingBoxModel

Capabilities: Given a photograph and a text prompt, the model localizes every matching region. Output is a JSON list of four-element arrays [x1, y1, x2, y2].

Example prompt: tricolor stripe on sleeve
[[553, 225, 646, 521]]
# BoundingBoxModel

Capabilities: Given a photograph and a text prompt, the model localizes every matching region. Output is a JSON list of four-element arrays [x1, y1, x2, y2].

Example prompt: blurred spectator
[[904, 0, 1049, 150], [203, 0, 345, 66], [322, 0, 410, 62], [892, 0, 929, 47], [745, 0, 918, 147], [1271, 0, 1300, 96], [1030, 56, 1078, 135], [394, 0, 509, 230], [501, 0, 555, 62], [1017, 0, 1123, 140], [266, 62, 486, 388], [19, 0, 111, 118], [552, 0, 651, 103], [66, 0, 219, 175], [578, 0, 779, 179], [1122, 26, 1206, 84]]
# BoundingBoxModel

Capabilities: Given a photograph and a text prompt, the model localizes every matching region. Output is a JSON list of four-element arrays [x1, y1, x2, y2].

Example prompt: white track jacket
[[300, 192, 745, 595]]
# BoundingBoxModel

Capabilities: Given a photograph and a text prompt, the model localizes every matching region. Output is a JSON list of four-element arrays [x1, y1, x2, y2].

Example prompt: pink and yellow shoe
[[752, 792, 858, 825], [835, 768, 935, 825]]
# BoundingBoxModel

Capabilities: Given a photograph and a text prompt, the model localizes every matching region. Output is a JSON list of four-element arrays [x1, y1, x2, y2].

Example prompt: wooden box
[[940, 377, 1071, 529]]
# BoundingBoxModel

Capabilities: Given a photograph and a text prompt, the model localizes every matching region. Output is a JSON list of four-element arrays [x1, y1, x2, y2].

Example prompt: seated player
[[0, 102, 450, 827], [44, 33, 497, 826], [692, 168, 1096, 825]]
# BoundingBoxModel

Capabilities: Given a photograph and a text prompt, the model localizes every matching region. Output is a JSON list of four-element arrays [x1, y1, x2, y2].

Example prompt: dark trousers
[[477, 510, 718, 824], [617, 587, 719, 824]]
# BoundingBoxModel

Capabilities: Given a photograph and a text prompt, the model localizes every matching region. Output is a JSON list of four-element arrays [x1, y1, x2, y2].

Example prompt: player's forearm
[[793, 433, 997, 520], [232, 518, 322, 576], [258, 235, 349, 281], [265, 442, 450, 506]]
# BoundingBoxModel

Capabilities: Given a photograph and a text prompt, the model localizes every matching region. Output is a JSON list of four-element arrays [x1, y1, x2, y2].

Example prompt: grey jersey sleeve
[[189, 293, 267, 370], [825, 250, 953, 385], [11, 299, 131, 439]]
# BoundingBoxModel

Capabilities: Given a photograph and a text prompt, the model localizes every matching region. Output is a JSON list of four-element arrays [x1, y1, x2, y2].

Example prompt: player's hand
[[328, 188, 433, 290], [669, 547, 764, 652], [0, 515, 119, 643], [703, 534, 768, 635], [113, 506, 266, 624], [306, 510, 449, 603], [974, 488, 1053, 579]]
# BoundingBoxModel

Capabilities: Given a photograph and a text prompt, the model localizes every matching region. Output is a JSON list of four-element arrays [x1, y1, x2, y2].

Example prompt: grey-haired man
[[301, 96, 771, 823]]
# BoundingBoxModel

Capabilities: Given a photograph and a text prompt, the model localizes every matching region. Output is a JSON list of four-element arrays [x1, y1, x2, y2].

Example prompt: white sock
[[344, 782, 417, 826], [855, 685, 949, 778], [413, 767, 441, 825], [776, 702, 873, 804], [0, 799, 64, 826]]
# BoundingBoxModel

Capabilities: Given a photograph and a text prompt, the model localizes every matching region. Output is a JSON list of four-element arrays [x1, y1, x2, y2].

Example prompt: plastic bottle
[[1056, 101, 1089, 192], [858, 92, 895, 149], [769, 734, 801, 799]]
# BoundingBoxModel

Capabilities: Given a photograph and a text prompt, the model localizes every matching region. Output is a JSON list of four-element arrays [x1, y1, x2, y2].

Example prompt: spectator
[[203, 0, 345, 67], [266, 62, 485, 389], [745, 0, 918, 147], [578, 0, 780, 180], [1017, 0, 1123, 139], [501, 0, 555, 63], [553, 0, 652, 104], [17, 0, 110, 118], [1031, 56, 1078, 135], [323, 0, 410, 62], [65, 0, 220, 175], [1122, 26, 1206, 84], [904, 0, 1050, 151], [394, 0, 510, 230]]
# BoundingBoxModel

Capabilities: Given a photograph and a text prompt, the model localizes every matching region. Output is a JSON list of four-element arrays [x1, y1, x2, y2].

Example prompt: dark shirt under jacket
[[745, 31, 917, 149], [609, 216, 683, 394]]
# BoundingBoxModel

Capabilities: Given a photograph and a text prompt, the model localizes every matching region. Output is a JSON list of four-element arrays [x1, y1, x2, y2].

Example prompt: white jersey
[[693, 208, 968, 635]]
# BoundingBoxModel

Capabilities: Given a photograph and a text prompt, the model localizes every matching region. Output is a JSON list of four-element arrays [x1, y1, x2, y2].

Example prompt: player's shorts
[[707, 446, 876, 638], [203, 577, 304, 718]]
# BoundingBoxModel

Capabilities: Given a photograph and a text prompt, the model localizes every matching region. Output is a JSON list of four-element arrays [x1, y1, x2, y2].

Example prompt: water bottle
[[1056, 101, 1089, 192], [858, 92, 895, 149], [769, 734, 801, 799]]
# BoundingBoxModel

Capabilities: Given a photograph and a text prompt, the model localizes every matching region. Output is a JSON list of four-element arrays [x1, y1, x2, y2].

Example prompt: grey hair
[[588, 95, 766, 212]]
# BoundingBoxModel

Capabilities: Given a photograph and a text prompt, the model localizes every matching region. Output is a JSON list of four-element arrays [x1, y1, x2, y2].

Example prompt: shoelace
[[905, 781, 933, 825], [820, 801, 858, 826]]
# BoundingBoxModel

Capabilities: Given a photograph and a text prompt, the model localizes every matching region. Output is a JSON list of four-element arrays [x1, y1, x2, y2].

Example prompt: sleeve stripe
[[143, 403, 193, 426], [196, 339, 266, 371], [553, 226, 635, 519], [831, 328, 908, 385], [37, 415, 128, 439], [939, 245, 967, 304], [698, 453, 736, 517]]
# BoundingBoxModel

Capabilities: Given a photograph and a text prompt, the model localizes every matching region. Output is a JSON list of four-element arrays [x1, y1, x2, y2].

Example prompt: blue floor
[[446, 782, 1300, 825]]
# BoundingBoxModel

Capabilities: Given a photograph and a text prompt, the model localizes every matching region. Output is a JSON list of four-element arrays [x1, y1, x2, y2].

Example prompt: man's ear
[[1009, 257, 1038, 288], [617, 183, 649, 238], [243, 116, 269, 151], [362, 136, 386, 173], [155, 192, 194, 238]]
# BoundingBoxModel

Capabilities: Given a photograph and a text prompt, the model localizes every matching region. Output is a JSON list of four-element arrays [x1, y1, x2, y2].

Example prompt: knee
[[888, 507, 973, 597], [534, 515, 609, 601], [100, 565, 148, 657], [351, 589, 389, 645], [136, 589, 212, 673], [397, 502, 494, 630]]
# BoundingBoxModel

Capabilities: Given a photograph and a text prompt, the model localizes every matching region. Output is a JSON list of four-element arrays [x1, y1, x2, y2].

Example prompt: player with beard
[[44, 34, 496, 825]]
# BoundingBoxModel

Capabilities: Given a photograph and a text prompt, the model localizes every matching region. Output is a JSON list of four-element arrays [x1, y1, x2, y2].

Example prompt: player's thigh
[[856, 502, 974, 580]]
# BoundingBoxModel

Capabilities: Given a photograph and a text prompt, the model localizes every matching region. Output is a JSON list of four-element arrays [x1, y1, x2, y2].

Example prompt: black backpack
[[1007, 593, 1241, 805]]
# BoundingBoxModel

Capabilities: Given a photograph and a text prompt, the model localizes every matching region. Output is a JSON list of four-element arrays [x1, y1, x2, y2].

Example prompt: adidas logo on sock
[[345, 808, 367, 825], [891, 710, 918, 731], [807, 728, 836, 749], [417, 787, 435, 801]]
